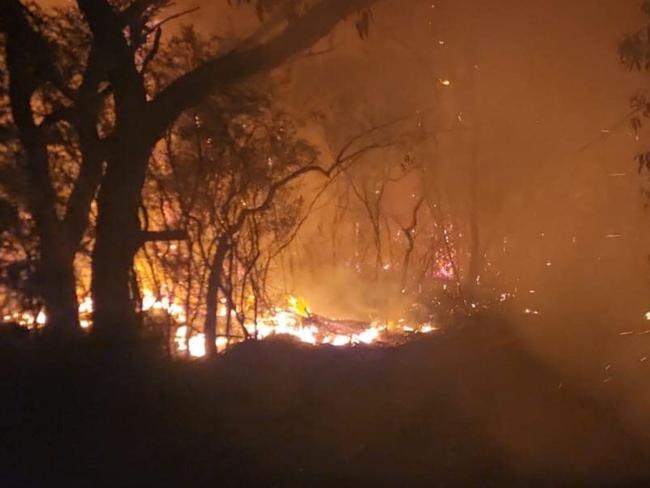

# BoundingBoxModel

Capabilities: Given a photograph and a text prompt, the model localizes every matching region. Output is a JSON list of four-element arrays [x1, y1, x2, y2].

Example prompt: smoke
[[267, 0, 650, 441], [39, 0, 650, 450]]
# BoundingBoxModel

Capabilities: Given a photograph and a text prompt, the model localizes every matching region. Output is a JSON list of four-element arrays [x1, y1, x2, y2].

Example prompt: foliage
[[140, 28, 314, 341], [0, 0, 378, 336]]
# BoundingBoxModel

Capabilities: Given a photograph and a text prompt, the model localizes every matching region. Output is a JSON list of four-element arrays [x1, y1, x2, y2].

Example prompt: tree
[[0, 2, 108, 336], [0, 0, 380, 343], [84, 0, 380, 343], [146, 70, 318, 356]]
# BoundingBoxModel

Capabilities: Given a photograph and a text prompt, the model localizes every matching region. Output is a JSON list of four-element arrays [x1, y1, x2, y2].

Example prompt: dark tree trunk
[[91, 141, 150, 342], [5, 32, 81, 336], [39, 242, 80, 334], [204, 239, 229, 357]]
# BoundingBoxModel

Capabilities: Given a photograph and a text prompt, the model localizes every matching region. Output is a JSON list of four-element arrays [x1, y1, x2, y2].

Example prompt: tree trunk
[[91, 142, 150, 342], [204, 239, 229, 357], [39, 240, 80, 335]]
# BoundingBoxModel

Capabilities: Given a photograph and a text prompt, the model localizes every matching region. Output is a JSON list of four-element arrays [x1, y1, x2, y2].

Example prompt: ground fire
[[4, 293, 438, 357], [4, 0, 650, 485]]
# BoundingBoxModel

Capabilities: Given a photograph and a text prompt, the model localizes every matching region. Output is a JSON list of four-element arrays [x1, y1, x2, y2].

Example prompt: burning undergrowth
[[172, 294, 438, 357], [2, 292, 439, 358]]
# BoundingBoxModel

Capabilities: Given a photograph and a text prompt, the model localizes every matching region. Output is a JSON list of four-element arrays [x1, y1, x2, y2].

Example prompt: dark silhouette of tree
[[0, 2, 108, 336], [0, 0, 380, 343]]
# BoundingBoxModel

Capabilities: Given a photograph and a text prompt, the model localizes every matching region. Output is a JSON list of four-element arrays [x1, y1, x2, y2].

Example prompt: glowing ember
[[331, 335, 352, 346], [79, 297, 93, 314], [35, 311, 46, 326], [188, 333, 206, 357], [355, 327, 381, 344]]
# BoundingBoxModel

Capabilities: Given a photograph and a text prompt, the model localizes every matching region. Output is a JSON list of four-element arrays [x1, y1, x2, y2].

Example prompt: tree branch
[[140, 229, 188, 243], [0, 0, 75, 100], [148, 0, 380, 138]]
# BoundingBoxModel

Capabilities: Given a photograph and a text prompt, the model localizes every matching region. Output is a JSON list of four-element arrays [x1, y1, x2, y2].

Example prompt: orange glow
[[23, 294, 437, 358]]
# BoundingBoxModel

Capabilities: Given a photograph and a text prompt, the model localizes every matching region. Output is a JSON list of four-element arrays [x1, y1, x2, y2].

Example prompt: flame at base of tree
[[4, 292, 437, 358]]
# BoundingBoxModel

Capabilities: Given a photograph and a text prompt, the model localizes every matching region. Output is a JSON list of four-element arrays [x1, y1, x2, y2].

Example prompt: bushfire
[[5, 293, 437, 358]]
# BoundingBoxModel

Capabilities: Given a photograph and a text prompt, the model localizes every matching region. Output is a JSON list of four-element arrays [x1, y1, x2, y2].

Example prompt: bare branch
[[148, 0, 381, 138], [140, 26, 163, 73], [146, 7, 200, 34]]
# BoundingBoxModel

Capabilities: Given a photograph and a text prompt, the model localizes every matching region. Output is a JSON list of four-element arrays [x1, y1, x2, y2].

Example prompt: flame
[[12, 293, 438, 358], [79, 297, 93, 314], [287, 295, 310, 318]]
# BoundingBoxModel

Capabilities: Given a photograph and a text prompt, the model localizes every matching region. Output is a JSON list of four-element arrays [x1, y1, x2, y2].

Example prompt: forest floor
[[2, 315, 650, 487]]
